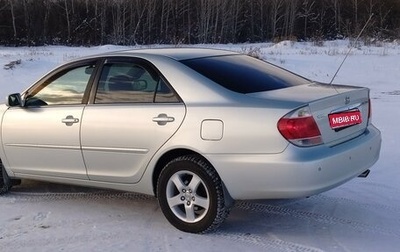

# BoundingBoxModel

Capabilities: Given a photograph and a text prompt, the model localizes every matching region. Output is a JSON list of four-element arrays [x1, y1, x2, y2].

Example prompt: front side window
[[95, 62, 179, 104], [25, 64, 94, 106]]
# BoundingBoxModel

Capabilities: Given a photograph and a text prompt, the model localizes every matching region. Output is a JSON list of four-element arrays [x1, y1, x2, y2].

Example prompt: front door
[[2, 62, 97, 179]]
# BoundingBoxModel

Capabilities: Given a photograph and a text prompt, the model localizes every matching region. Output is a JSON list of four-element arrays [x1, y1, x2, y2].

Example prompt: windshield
[[181, 54, 310, 94]]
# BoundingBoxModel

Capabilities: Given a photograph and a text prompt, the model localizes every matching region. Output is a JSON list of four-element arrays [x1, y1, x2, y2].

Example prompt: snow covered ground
[[0, 41, 399, 251]]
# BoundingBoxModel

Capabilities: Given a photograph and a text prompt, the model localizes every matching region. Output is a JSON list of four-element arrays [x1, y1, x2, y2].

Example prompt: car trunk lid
[[248, 83, 370, 146]]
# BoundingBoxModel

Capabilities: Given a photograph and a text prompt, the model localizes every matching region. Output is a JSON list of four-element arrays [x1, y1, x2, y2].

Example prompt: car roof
[[106, 47, 240, 61]]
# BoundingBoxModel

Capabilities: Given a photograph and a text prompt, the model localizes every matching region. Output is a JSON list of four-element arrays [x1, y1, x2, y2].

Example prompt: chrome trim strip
[[5, 143, 80, 150], [5, 144, 149, 154], [330, 102, 364, 114], [82, 146, 149, 154]]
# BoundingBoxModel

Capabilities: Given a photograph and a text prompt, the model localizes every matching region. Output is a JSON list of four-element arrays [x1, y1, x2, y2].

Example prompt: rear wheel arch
[[152, 149, 200, 196], [152, 149, 233, 205], [156, 154, 231, 233]]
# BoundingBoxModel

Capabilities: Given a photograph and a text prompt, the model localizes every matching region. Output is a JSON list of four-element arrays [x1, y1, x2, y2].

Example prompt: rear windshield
[[181, 54, 310, 94]]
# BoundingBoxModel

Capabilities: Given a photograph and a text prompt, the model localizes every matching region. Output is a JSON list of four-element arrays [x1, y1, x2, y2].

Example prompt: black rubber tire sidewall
[[157, 155, 226, 233], [0, 161, 12, 195]]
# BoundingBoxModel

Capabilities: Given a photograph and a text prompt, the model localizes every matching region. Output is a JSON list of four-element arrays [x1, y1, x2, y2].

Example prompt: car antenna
[[329, 13, 374, 89]]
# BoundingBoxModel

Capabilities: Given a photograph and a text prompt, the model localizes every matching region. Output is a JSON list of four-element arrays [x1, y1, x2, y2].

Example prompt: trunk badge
[[345, 96, 351, 104]]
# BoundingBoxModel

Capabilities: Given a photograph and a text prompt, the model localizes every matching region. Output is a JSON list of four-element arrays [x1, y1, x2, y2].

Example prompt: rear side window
[[181, 55, 310, 94], [95, 62, 179, 104]]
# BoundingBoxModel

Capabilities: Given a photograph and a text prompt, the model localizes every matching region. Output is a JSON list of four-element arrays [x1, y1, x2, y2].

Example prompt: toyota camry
[[0, 48, 381, 233]]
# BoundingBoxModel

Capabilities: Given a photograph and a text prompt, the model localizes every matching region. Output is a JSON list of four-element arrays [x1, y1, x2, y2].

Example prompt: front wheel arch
[[0, 160, 12, 195]]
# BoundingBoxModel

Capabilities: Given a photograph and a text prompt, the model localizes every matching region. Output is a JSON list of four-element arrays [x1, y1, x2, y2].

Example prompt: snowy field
[[0, 41, 399, 251]]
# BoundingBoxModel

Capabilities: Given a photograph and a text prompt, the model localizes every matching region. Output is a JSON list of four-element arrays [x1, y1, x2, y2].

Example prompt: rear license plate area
[[328, 110, 362, 129]]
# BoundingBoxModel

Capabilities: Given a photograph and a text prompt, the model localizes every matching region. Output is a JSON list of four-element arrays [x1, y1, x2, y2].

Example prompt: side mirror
[[6, 93, 24, 107]]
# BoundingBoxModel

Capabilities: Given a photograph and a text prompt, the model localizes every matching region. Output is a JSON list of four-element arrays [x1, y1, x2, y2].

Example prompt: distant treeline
[[1, 0, 400, 46]]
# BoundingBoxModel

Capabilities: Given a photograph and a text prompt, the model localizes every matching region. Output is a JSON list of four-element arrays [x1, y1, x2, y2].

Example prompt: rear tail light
[[278, 106, 323, 147]]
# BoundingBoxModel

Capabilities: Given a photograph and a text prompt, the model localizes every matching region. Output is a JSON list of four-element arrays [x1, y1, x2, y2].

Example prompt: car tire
[[0, 160, 12, 195], [157, 155, 229, 233]]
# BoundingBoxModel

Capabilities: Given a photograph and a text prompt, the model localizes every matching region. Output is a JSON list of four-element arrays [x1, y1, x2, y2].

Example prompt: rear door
[[81, 58, 186, 183]]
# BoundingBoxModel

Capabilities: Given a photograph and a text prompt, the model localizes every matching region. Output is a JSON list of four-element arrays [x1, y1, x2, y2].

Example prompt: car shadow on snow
[[11, 179, 104, 193]]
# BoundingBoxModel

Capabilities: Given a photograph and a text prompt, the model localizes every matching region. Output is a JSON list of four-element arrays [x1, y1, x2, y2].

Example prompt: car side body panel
[[0, 48, 382, 203], [81, 103, 186, 183], [206, 125, 381, 199], [2, 106, 88, 179]]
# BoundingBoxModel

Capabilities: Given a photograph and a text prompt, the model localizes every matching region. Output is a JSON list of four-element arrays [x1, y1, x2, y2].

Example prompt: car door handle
[[62, 115, 79, 126], [153, 114, 175, 125]]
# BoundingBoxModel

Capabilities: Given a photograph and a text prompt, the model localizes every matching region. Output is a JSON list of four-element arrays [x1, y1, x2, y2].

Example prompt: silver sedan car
[[0, 48, 381, 233]]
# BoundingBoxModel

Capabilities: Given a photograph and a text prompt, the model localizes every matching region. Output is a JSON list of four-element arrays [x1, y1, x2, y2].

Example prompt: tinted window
[[155, 79, 180, 103], [25, 64, 94, 106], [181, 55, 310, 93], [95, 62, 179, 104]]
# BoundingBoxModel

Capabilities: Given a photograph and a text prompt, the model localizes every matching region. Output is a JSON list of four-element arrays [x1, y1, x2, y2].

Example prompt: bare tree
[[270, 0, 284, 39], [131, 0, 147, 45], [352, 0, 366, 35], [300, 0, 316, 39], [282, 0, 299, 39], [61, 0, 72, 42], [1, 0, 400, 46], [9, 0, 17, 43], [197, 0, 213, 43], [328, 0, 343, 36]]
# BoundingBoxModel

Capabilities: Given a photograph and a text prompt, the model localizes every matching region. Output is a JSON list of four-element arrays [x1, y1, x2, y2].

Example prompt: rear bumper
[[208, 125, 381, 200]]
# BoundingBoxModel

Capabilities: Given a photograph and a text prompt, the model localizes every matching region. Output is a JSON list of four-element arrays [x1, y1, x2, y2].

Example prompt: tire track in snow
[[314, 194, 400, 213], [2, 191, 155, 203], [2, 191, 323, 251], [213, 231, 324, 252], [4, 190, 398, 250], [235, 201, 400, 238]]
